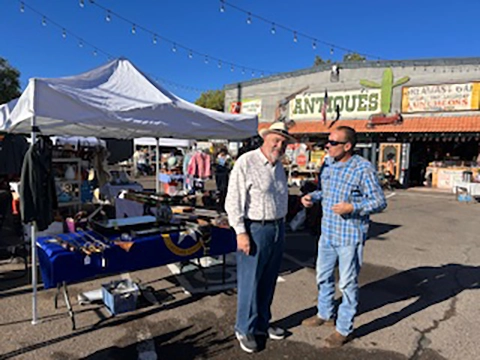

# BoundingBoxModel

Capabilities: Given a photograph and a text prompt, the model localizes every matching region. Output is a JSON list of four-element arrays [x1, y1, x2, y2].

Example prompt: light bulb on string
[[246, 13, 252, 24], [42, 16, 47, 26], [188, 51, 193, 59], [152, 35, 157, 44], [293, 31, 298, 43], [20, 2, 25, 12], [106, 10, 111, 22], [271, 23, 276, 35], [62, 29, 67, 39], [93, 49, 98, 56], [220, 0, 225, 12], [218, 61, 222, 69], [242, 68, 245, 75], [312, 40, 317, 50], [131, 24, 136, 34], [205, 56, 209, 64], [231, 65, 234, 72], [79, 40, 84, 48], [172, 43, 177, 52], [330, 48, 334, 55], [79, 0, 84, 8]]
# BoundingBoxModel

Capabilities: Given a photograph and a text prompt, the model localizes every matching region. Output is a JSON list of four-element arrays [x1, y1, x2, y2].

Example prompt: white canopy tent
[[0, 58, 258, 325]]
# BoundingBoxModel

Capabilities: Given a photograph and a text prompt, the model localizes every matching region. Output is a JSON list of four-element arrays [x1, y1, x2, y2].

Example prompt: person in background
[[301, 126, 387, 348], [215, 148, 232, 211], [225, 122, 295, 353]]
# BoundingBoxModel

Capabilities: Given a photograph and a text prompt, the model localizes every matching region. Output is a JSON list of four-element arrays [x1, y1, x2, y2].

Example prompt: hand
[[236, 233, 251, 255], [332, 202, 354, 215], [301, 194, 314, 208]]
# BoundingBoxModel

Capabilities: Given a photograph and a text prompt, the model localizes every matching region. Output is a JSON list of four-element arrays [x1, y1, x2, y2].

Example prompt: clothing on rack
[[0, 134, 29, 176], [20, 137, 58, 231], [187, 151, 211, 179]]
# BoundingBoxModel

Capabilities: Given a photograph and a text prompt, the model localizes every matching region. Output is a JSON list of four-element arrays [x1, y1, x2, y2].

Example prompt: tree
[[0, 57, 21, 104], [195, 90, 225, 112], [313, 55, 331, 66], [343, 53, 366, 62]]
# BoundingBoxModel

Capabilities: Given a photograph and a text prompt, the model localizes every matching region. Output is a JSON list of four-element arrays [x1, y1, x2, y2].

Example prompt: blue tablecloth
[[37, 227, 236, 289]]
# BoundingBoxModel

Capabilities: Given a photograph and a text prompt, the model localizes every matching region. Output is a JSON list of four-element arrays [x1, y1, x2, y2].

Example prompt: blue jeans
[[235, 220, 285, 336], [316, 240, 364, 336]]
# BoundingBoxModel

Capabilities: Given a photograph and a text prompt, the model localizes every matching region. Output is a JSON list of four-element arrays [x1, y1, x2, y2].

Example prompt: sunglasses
[[326, 140, 348, 146]]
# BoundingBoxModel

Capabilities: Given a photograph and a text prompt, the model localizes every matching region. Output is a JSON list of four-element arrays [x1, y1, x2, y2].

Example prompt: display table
[[452, 181, 480, 197], [37, 227, 236, 289], [100, 182, 144, 202]]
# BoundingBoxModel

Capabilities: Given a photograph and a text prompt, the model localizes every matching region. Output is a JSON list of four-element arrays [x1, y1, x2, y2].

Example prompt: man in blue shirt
[[301, 126, 386, 347]]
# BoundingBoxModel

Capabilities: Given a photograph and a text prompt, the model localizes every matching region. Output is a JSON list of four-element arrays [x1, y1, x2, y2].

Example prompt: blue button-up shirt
[[310, 155, 387, 246]]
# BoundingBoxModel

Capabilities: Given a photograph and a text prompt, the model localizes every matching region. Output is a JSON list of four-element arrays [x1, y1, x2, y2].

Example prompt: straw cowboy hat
[[259, 122, 297, 143]]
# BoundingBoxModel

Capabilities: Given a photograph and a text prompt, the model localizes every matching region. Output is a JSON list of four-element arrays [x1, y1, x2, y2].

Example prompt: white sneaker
[[235, 332, 258, 353]]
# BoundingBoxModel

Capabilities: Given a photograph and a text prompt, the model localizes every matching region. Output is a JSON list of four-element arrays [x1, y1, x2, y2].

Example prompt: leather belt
[[246, 218, 284, 225]]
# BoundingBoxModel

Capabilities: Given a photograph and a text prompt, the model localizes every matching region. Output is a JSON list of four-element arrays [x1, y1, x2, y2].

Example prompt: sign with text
[[401, 83, 480, 113], [289, 89, 382, 120], [229, 98, 262, 116]]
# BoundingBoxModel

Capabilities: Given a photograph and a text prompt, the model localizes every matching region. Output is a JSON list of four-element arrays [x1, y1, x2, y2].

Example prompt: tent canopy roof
[[0, 58, 257, 140]]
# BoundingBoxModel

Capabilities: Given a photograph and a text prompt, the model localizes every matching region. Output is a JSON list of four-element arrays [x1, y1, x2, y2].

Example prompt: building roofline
[[224, 57, 480, 90]]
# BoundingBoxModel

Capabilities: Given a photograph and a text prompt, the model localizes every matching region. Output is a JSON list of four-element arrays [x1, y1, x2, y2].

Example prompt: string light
[[16, 1, 208, 94], [220, 0, 225, 13], [271, 23, 276, 35], [79, 0, 84, 8], [188, 51, 193, 59], [330, 48, 334, 55], [293, 31, 298, 43], [105, 10, 111, 22], [20, 2, 25, 12], [204, 56, 209, 64], [152, 35, 157, 44], [131, 24, 136, 34], [231, 65, 234, 72], [312, 40, 317, 50], [42, 16, 46, 26], [218, 0, 384, 60], [218, 61, 222, 69], [172, 43, 177, 52]]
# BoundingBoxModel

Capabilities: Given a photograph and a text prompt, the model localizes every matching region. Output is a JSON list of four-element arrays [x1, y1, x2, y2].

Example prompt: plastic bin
[[102, 279, 139, 315]]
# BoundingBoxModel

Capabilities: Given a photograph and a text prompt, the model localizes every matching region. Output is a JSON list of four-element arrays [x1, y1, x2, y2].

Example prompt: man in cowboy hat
[[225, 122, 295, 353]]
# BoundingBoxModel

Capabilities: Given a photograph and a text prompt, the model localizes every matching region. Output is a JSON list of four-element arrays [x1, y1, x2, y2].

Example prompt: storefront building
[[224, 58, 480, 188]]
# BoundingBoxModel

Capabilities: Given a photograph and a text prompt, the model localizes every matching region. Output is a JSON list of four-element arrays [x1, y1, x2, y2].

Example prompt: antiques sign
[[289, 89, 382, 120], [401, 82, 480, 113]]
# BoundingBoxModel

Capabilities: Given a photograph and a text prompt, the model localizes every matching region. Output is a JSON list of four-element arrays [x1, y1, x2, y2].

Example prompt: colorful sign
[[402, 83, 480, 113], [290, 89, 382, 120], [229, 98, 262, 116]]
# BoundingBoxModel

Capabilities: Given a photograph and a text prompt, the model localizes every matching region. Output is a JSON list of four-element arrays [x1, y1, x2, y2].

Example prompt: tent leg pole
[[155, 138, 160, 194], [31, 117, 39, 325]]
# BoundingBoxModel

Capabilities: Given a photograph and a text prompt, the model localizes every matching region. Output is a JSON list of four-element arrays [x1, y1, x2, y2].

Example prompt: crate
[[102, 279, 139, 315]]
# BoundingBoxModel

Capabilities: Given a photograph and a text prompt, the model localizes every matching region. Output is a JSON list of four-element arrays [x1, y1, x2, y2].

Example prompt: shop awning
[[259, 115, 480, 134]]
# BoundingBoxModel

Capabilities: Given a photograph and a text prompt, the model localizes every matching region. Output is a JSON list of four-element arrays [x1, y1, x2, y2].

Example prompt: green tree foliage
[[195, 90, 225, 111], [0, 57, 21, 104], [313, 55, 331, 66], [343, 53, 366, 62]]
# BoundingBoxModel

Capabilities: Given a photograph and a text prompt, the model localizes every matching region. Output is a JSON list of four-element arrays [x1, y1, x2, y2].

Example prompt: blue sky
[[1, 0, 478, 102]]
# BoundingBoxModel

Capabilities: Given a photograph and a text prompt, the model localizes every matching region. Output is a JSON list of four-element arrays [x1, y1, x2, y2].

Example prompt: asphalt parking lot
[[1, 190, 479, 360]]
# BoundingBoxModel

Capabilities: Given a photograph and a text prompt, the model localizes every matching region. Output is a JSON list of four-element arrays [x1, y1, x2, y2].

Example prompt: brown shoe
[[301, 315, 335, 327], [325, 331, 350, 348]]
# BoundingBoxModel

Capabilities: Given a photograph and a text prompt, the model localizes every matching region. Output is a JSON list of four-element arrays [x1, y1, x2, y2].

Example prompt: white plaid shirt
[[225, 149, 288, 234]]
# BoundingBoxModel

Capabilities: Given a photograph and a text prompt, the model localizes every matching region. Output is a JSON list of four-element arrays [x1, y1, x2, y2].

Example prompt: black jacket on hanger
[[0, 134, 29, 176], [20, 137, 58, 231]]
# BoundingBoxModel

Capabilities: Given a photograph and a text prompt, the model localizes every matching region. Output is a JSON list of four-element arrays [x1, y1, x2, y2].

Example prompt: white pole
[[31, 117, 38, 325], [155, 138, 160, 193]]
